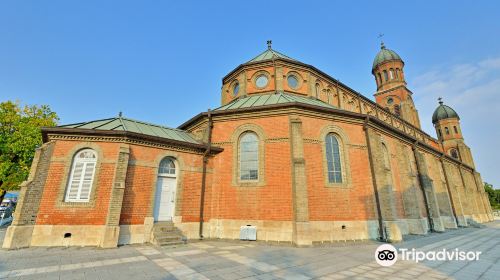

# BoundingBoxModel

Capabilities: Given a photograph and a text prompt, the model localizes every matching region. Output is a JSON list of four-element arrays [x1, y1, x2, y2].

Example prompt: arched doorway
[[154, 157, 178, 222]]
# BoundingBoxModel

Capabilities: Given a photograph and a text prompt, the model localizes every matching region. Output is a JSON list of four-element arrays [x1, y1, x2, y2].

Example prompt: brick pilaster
[[289, 117, 311, 246], [100, 145, 130, 248]]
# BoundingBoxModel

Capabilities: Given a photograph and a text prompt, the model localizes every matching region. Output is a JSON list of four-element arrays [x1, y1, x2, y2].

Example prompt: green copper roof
[[247, 47, 297, 63], [432, 100, 460, 124], [59, 116, 200, 144], [215, 92, 337, 111], [372, 43, 402, 70]]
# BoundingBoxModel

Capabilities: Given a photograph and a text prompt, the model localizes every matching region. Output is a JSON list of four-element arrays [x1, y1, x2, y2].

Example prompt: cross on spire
[[267, 40, 272, 49], [438, 97, 443, 105], [378, 33, 385, 49]]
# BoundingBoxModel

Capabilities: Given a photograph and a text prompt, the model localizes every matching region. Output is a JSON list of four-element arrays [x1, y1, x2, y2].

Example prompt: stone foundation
[[178, 219, 380, 245], [2, 225, 34, 249], [404, 218, 429, 235], [440, 215, 458, 229], [33, 225, 105, 247]]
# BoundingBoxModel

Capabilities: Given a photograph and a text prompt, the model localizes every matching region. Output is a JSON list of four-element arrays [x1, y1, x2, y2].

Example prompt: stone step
[[154, 228, 182, 234], [156, 235, 184, 241], [154, 225, 178, 230], [157, 240, 186, 246], [152, 222, 187, 247]]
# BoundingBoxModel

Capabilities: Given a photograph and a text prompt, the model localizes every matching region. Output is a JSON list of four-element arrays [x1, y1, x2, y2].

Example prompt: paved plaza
[[0, 221, 499, 280]]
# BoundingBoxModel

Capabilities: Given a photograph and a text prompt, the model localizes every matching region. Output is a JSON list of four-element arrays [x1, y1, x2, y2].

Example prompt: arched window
[[383, 70, 389, 81], [453, 126, 458, 134], [382, 143, 391, 170], [395, 68, 400, 79], [240, 132, 259, 180], [438, 129, 442, 138], [325, 133, 342, 183], [389, 69, 394, 80], [315, 83, 321, 98], [445, 127, 450, 135], [450, 149, 459, 159], [65, 149, 97, 202], [159, 157, 176, 175], [377, 73, 382, 85], [394, 104, 401, 116]]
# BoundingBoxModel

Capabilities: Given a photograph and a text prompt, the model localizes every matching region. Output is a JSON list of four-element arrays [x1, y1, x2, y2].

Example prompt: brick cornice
[[42, 127, 223, 155]]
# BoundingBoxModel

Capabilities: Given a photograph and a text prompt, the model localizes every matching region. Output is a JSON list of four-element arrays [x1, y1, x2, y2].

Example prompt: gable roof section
[[215, 92, 337, 111], [57, 116, 200, 144]]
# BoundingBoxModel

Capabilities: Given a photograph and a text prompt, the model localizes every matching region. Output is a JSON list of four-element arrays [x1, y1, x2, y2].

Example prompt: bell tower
[[432, 98, 475, 167], [372, 42, 421, 128]]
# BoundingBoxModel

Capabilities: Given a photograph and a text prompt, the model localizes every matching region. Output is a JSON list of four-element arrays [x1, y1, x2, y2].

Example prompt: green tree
[[0, 101, 59, 203], [484, 182, 495, 204], [484, 182, 500, 210]]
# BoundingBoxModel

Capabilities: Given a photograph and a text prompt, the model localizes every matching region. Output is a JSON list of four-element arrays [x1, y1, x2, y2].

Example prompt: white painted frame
[[64, 149, 97, 202]]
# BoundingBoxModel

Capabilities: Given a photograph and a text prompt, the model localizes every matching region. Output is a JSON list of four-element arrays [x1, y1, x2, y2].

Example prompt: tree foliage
[[0, 101, 59, 198], [484, 182, 500, 210]]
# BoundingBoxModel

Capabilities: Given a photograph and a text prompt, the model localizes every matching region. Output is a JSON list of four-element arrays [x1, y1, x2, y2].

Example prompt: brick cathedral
[[3, 42, 493, 249]]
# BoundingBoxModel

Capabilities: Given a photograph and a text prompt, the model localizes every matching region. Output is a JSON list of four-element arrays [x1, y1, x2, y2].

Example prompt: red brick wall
[[36, 141, 120, 225], [300, 117, 378, 221], [208, 116, 294, 221], [36, 139, 207, 226], [119, 145, 205, 224], [36, 113, 454, 228]]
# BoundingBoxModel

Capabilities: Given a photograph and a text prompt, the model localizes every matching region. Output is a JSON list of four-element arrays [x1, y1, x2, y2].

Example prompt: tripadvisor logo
[[375, 244, 398, 266], [375, 244, 482, 266]]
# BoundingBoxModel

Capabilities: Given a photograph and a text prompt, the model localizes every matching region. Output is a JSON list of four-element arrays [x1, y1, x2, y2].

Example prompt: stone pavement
[[0, 221, 499, 280]]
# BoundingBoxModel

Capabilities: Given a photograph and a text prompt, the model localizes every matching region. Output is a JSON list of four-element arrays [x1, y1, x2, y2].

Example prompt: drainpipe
[[412, 141, 434, 232], [199, 109, 213, 239], [363, 117, 386, 241]]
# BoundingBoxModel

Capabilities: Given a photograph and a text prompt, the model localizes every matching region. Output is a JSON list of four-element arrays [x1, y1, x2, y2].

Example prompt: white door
[[154, 176, 176, 221]]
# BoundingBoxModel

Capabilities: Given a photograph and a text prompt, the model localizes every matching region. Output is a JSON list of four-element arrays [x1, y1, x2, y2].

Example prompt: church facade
[[3, 43, 493, 249]]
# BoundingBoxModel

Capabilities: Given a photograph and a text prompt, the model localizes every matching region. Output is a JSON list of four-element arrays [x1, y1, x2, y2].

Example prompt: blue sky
[[1, 1, 499, 187]]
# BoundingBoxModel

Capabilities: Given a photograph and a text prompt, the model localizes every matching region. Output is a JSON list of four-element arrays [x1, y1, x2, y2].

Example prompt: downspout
[[363, 117, 386, 241], [440, 156, 460, 227], [199, 109, 213, 239], [412, 141, 434, 232]]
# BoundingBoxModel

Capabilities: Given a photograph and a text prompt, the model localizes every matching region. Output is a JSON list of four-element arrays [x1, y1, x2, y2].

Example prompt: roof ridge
[[270, 49, 295, 60], [58, 117, 116, 128], [213, 95, 242, 110], [247, 48, 297, 63], [93, 118, 119, 130], [120, 116, 187, 132], [118, 116, 128, 131], [280, 92, 294, 102]]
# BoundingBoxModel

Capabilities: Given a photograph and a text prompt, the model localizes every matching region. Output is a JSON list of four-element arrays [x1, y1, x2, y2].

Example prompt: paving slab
[[1, 221, 500, 279]]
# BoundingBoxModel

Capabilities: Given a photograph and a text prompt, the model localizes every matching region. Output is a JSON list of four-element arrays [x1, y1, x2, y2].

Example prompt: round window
[[287, 75, 299, 89], [387, 97, 394, 105], [233, 82, 239, 96], [255, 75, 269, 88]]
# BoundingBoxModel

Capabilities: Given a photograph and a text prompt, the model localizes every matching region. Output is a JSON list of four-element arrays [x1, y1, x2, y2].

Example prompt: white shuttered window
[[65, 149, 97, 202]]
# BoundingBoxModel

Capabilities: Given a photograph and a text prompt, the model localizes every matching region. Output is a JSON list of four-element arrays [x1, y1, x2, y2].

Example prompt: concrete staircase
[[152, 221, 187, 246]]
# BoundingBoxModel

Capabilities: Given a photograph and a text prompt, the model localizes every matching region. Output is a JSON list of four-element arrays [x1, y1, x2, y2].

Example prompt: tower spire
[[438, 97, 443, 105], [267, 40, 272, 50], [378, 33, 385, 49]]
